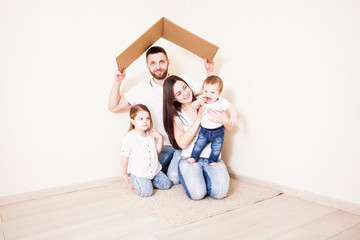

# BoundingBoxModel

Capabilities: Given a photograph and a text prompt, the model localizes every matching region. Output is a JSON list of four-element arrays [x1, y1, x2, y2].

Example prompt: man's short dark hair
[[146, 46, 168, 60]]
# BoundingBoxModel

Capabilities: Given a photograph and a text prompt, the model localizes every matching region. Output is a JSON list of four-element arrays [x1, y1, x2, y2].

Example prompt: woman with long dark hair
[[163, 75, 231, 200]]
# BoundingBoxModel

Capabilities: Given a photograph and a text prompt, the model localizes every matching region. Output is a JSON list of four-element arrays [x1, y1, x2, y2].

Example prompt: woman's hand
[[228, 116, 237, 127], [206, 109, 232, 129]]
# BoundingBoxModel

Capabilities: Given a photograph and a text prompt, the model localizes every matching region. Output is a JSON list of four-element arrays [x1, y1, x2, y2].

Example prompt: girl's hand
[[148, 129, 162, 140], [149, 129, 163, 153], [122, 173, 134, 190]]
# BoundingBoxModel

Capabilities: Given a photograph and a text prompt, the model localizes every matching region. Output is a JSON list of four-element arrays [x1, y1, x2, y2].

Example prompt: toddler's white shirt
[[202, 97, 231, 129]]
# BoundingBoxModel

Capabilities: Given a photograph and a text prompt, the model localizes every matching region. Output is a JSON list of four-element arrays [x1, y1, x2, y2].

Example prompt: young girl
[[120, 104, 172, 197]]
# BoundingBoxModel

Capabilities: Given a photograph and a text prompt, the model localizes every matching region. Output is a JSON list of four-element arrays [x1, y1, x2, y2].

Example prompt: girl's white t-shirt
[[120, 130, 162, 179], [175, 109, 213, 158]]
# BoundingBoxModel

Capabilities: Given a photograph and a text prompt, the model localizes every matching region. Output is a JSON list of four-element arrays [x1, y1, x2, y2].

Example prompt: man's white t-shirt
[[202, 97, 231, 129], [124, 75, 201, 145], [120, 130, 162, 179]]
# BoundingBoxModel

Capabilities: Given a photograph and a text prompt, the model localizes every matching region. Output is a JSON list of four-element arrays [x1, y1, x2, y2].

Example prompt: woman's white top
[[120, 130, 162, 179], [175, 109, 213, 158]]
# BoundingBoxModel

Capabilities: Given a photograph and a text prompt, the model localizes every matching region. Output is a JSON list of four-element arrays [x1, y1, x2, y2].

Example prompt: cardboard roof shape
[[116, 17, 219, 71]]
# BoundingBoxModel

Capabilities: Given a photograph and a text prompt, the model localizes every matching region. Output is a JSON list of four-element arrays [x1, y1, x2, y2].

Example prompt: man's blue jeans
[[190, 126, 225, 164], [158, 145, 182, 185]]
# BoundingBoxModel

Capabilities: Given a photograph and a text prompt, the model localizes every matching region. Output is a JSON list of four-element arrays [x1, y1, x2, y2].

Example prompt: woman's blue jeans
[[178, 158, 230, 200]]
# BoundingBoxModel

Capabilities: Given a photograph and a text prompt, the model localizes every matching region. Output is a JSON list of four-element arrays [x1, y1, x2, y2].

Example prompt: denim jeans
[[190, 126, 225, 164], [178, 158, 230, 200], [130, 171, 172, 197], [158, 145, 175, 173], [158, 145, 182, 185]]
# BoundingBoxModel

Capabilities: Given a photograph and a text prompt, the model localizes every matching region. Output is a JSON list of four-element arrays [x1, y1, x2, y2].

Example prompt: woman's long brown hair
[[163, 75, 196, 149]]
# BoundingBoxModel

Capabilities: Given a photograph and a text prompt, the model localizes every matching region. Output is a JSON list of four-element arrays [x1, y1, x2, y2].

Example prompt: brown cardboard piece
[[116, 17, 219, 71]]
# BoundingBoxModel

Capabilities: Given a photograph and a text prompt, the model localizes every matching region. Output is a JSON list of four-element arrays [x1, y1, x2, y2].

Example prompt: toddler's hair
[[203, 75, 223, 92], [129, 104, 153, 132]]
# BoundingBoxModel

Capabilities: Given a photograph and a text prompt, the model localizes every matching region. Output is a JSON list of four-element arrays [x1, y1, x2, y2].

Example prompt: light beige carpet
[[106, 178, 281, 227]]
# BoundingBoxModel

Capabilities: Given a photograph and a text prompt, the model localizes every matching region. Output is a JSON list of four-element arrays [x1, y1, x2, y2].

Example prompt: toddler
[[188, 75, 237, 166]]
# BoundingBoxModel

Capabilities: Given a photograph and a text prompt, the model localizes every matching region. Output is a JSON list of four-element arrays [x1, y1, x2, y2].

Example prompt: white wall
[[1, 0, 359, 205]]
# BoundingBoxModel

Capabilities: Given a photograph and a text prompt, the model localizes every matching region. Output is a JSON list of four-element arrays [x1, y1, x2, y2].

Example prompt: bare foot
[[188, 158, 195, 164]]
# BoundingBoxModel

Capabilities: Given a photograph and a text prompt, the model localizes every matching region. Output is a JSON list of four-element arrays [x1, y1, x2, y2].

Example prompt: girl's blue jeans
[[130, 171, 172, 197]]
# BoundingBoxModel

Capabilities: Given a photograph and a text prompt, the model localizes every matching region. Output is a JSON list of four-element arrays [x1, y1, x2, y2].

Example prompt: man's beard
[[150, 68, 168, 80]]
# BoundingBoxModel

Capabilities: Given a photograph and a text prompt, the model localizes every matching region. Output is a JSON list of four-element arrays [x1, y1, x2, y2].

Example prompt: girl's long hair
[[128, 104, 153, 132], [163, 75, 196, 149]]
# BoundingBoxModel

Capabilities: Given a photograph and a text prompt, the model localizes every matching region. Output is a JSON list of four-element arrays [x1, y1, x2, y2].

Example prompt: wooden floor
[[1, 186, 360, 240]]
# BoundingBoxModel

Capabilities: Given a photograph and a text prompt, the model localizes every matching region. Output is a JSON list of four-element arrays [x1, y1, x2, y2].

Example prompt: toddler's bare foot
[[209, 162, 218, 167], [188, 158, 195, 164]]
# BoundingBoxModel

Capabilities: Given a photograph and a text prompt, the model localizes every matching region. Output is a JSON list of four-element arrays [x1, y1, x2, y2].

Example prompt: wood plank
[[15, 210, 161, 240], [0, 214, 3, 240], [221, 200, 337, 240], [327, 223, 360, 240], [1, 196, 135, 239], [233, 174, 360, 215], [0, 216, 3, 240], [0, 177, 120, 206], [117, 230, 159, 240], [0, 186, 122, 222], [302, 211, 360, 237], [269, 228, 327, 240], [14, 212, 132, 240]]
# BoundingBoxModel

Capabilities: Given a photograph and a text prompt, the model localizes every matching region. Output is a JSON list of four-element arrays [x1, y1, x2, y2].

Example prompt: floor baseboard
[[230, 173, 360, 216]]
